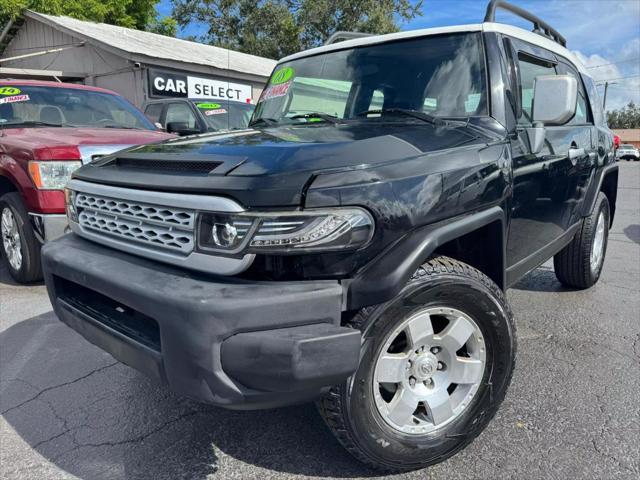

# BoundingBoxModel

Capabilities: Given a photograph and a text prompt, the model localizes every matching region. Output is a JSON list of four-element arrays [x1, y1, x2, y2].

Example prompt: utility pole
[[602, 81, 618, 111]]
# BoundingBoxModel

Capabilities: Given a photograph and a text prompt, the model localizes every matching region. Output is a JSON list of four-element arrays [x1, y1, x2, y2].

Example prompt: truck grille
[[75, 192, 195, 254]]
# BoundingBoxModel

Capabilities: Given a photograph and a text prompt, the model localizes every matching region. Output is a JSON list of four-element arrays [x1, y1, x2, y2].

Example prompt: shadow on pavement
[[0, 312, 381, 479], [510, 267, 573, 293], [624, 224, 640, 244]]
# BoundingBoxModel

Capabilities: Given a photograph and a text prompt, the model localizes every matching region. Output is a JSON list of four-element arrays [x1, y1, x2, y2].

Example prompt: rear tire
[[317, 256, 516, 472], [553, 192, 609, 289], [0, 193, 43, 283]]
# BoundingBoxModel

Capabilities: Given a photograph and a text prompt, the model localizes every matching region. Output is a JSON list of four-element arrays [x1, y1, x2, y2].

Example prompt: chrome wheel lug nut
[[409, 377, 416, 387], [431, 346, 440, 354], [437, 361, 444, 370]]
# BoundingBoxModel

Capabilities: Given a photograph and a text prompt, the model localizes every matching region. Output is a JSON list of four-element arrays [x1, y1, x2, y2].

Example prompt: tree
[[171, 0, 424, 59], [607, 102, 640, 129], [148, 16, 178, 37], [0, 0, 176, 37]]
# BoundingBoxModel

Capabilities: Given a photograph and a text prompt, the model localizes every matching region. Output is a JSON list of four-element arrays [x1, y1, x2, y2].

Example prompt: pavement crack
[[31, 428, 73, 450], [1, 362, 119, 416], [54, 409, 205, 459]]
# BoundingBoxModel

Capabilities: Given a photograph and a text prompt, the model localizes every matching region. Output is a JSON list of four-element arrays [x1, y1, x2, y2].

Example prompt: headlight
[[64, 188, 78, 222], [28, 161, 82, 190], [198, 208, 374, 254]]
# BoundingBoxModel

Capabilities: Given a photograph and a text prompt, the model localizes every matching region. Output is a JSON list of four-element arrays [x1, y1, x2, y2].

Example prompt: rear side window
[[581, 74, 605, 126], [556, 62, 592, 125], [164, 103, 197, 128], [144, 103, 163, 124], [517, 54, 556, 124]]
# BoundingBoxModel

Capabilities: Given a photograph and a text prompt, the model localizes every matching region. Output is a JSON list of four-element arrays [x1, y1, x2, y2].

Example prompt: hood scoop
[[95, 152, 247, 176]]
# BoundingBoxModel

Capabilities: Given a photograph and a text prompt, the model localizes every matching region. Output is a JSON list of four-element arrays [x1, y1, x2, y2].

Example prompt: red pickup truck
[[0, 80, 172, 283]]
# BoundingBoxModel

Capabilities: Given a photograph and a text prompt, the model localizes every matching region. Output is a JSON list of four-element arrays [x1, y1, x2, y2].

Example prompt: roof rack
[[484, 0, 567, 47], [324, 31, 372, 46]]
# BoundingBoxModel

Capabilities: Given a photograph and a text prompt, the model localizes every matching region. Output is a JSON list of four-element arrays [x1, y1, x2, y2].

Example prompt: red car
[[0, 80, 173, 283]]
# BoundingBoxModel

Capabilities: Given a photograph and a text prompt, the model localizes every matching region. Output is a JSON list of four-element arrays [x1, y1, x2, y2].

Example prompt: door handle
[[568, 147, 584, 165]]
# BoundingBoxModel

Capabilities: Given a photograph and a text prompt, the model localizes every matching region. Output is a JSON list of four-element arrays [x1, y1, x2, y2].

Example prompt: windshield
[[0, 85, 156, 130], [252, 33, 487, 126], [193, 100, 254, 130]]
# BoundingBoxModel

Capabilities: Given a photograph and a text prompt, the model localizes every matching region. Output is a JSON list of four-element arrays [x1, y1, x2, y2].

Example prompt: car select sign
[[149, 69, 252, 102]]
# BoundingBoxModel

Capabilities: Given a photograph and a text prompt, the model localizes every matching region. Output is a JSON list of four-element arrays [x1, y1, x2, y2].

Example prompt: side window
[[369, 89, 385, 110], [517, 54, 556, 124], [144, 103, 163, 124], [164, 103, 197, 128], [582, 74, 605, 126], [557, 62, 592, 125]]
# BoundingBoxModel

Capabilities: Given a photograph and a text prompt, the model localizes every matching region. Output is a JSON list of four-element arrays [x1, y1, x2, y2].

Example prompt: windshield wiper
[[0, 120, 76, 128], [249, 117, 280, 127], [290, 112, 340, 124], [101, 125, 144, 130], [356, 108, 440, 125]]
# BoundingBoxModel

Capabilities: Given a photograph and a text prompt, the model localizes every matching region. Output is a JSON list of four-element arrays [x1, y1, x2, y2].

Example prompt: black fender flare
[[343, 206, 506, 310], [580, 163, 618, 222]]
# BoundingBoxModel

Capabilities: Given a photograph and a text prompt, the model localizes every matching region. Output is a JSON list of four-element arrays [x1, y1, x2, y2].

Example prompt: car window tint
[[517, 55, 556, 124], [165, 103, 196, 128], [144, 104, 163, 124], [287, 78, 352, 118], [556, 62, 593, 125], [254, 33, 488, 124]]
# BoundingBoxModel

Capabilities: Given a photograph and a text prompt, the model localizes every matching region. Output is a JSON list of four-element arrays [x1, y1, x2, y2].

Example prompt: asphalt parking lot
[[1, 162, 639, 480]]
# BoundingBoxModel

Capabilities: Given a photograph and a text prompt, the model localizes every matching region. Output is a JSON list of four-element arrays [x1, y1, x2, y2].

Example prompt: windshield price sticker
[[196, 103, 221, 109], [271, 67, 294, 85], [0, 87, 21, 96], [259, 81, 292, 102], [205, 109, 227, 116], [0, 94, 30, 104]]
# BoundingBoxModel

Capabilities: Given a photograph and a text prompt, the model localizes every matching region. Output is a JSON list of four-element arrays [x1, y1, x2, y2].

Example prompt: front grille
[[75, 192, 195, 254]]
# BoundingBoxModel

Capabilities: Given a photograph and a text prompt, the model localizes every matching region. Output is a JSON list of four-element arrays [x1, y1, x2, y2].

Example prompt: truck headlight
[[64, 188, 78, 222], [28, 161, 82, 190], [198, 208, 374, 254]]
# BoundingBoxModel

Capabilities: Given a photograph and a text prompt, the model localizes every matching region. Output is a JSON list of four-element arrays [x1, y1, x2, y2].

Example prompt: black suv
[[42, 1, 618, 472]]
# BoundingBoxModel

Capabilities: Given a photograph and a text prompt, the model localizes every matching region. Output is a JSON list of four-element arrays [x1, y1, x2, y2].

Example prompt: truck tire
[[554, 192, 609, 289], [0, 192, 43, 283], [317, 256, 516, 472]]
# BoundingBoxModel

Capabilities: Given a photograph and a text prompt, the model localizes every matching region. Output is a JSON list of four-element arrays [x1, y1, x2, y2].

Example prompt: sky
[[157, 0, 640, 111]]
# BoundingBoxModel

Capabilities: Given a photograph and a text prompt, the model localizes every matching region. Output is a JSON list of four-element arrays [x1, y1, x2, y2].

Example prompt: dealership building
[[0, 10, 277, 107]]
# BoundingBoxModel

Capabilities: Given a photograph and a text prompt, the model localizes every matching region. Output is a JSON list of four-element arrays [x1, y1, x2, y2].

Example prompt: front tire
[[317, 257, 516, 472], [553, 192, 609, 289], [0, 193, 43, 283]]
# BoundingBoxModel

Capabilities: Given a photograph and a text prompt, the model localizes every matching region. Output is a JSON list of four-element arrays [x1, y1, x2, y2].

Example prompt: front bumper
[[42, 234, 361, 409], [29, 213, 68, 243]]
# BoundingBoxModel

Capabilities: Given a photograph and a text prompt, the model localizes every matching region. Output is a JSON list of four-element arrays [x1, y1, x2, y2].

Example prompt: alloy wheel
[[1, 207, 23, 271], [373, 307, 486, 434], [590, 211, 605, 274]]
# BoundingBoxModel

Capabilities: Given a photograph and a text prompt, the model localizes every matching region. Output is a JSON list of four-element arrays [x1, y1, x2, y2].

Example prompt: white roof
[[25, 11, 277, 79], [281, 22, 589, 77]]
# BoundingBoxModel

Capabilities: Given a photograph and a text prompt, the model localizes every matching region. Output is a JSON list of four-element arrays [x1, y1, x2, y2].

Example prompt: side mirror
[[527, 75, 577, 154], [532, 75, 577, 125], [166, 122, 201, 136]]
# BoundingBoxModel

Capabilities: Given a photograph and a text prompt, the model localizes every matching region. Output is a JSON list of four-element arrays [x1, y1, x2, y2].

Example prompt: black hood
[[75, 120, 502, 207], [125, 122, 490, 176]]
